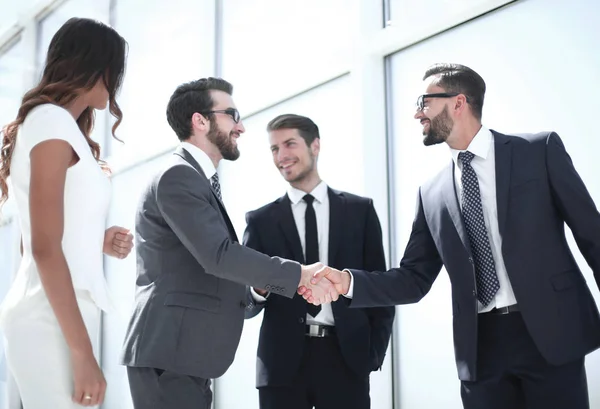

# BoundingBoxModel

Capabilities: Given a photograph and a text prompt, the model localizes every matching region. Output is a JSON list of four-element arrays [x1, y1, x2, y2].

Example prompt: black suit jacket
[[243, 188, 396, 388], [349, 131, 600, 382]]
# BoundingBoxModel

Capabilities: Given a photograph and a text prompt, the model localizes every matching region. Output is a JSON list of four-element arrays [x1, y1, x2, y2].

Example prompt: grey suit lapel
[[443, 162, 472, 255], [174, 147, 239, 242], [492, 130, 512, 239], [327, 188, 344, 267], [174, 147, 223, 206], [277, 195, 305, 263]]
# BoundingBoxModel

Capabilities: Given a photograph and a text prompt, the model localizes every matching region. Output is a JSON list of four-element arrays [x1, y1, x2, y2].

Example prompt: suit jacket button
[[240, 301, 247, 308], [298, 317, 305, 324], [468, 257, 474, 264]]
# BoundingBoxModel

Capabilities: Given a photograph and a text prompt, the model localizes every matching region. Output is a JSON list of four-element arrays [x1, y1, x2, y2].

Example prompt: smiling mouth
[[280, 161, 297, 170]]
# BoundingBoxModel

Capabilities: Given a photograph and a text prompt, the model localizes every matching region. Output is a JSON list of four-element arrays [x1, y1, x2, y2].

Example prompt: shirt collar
[[180, 142, 217, 180], [450, 126, 493, 165], [287, 181, 328, 205]]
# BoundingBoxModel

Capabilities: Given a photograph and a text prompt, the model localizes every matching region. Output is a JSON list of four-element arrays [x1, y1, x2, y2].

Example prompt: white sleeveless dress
[[0, 104, 113, 408]]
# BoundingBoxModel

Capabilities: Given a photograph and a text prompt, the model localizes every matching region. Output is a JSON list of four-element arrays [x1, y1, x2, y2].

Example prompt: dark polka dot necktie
[[459, 151, 500, 306]]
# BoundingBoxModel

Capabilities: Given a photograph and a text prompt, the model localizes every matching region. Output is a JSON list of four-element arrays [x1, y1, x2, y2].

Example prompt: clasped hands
[[298, 263, 351, 305]]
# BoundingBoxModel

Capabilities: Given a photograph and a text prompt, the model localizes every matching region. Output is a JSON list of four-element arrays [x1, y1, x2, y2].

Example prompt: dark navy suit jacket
[[349, 131, 600, 381], [244, 188, 396, 388]]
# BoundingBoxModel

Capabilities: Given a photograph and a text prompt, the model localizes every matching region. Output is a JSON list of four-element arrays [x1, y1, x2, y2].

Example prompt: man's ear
[[454, 94, 468, 114], [192, 112, 209, 131], [311, 138, 321, 156]]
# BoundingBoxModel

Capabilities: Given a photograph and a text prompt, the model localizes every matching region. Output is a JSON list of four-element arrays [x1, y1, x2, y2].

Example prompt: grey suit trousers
[[127, 367, 212, 409]]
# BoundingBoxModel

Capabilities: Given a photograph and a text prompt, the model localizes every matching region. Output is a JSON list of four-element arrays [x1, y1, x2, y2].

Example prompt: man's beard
[[286, 152, 316, 184], [207, 125, 240, 161], [423, 105, 454, 146]]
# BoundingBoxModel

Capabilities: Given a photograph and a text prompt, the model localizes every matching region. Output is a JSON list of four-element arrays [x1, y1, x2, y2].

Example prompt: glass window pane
[[0, 39, 23, 145], [219, 75, 364, 233], [36, 0, 111, 156], [101, 153, 172, 408], [388, 0, 512, 30], [109, 0, 215, 167], [222, 0, 356, 114], [216, 75, 395, 409], [388, 1, 600, 407], [0, 0, 40, 33], [0, 39, 24, 224]]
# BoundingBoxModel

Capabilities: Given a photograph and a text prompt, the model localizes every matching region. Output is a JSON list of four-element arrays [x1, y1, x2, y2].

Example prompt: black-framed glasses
[[416, 93, 460, 111], [201, 108, 241, 123]]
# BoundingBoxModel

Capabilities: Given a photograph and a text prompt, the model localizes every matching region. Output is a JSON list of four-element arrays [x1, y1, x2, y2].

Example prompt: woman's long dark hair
[[0, 17, 127, 206]]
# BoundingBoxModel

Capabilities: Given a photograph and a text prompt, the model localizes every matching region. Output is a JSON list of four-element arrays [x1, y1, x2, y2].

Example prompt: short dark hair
[[266, 114, 320, 146], [166, 77, 233, 141], [423, 63, 486, 120]]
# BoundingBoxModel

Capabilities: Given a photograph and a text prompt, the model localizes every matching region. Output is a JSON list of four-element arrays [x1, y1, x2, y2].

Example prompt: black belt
[[305, 324, 336, 338], [485, 304, 520, 315]]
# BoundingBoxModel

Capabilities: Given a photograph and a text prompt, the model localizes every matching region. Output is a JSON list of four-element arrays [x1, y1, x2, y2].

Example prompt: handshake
[[297, 263, 352, 305]]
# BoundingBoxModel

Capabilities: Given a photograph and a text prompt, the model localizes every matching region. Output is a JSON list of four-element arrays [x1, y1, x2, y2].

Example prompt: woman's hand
[[103, 226, 133, 259], [71, 350, 106, 406]]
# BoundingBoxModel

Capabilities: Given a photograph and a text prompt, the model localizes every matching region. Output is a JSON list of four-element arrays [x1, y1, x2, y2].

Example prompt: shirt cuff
[[250, 287, 269, 302], [342, 269, 354, 299]]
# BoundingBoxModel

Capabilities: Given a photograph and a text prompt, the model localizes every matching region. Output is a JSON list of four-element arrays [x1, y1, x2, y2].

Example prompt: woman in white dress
[[0, 18, 131, 408]]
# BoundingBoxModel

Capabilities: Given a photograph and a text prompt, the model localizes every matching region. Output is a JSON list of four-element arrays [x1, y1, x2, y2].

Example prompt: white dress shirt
[[181, 141, 217, 181], [252, 181, 336, 326], [346, 127, 517, 313], [450, 126, 516, 313]]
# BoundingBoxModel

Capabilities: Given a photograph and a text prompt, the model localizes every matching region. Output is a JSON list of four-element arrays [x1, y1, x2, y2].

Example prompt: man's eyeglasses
[[201, 108, 241, 123], [416, 93, 462, 111]]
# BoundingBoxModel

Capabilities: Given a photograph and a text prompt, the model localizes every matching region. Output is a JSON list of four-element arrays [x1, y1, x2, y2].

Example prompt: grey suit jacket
[[120, 147, 301, 379]]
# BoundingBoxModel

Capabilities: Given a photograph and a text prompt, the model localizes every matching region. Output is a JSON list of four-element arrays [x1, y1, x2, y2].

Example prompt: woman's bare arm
[[29, 139, 93, 357]]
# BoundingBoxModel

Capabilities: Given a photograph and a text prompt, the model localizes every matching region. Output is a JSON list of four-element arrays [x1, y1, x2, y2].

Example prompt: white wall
[[388, 0, 600, 407]]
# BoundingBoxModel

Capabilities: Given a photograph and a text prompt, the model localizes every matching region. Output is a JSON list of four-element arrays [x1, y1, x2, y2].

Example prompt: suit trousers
[[1, 290, 100, 409], [259, 335, 370, 409], [127, 366, 212, 409], [461, 311, 589, 409]]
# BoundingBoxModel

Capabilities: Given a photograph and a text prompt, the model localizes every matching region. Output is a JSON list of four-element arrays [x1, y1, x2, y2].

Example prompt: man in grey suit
[[120, 77, 335, 409]]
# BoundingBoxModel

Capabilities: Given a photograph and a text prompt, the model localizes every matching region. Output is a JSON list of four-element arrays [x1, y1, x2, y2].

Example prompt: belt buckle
[[497, 306, 511, 315], [307, 324, 325, 337]]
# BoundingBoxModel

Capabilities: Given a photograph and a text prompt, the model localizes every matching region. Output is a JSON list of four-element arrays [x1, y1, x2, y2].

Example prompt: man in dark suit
[[304, 64, 600, 409], [120, 79, 335, 409], [243, 114, 395, 409]]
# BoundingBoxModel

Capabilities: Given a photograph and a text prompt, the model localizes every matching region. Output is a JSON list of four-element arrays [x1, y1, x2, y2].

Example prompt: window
[[108, 0, 216, 168], [100, 152, 173, 408], [0, 0, 39, 34], [387, 0, 600, 406], [215, 75, 392, 409], [222, 0, 356, 114], [0, 38, 23, 141], [387, 0, 514, 30]]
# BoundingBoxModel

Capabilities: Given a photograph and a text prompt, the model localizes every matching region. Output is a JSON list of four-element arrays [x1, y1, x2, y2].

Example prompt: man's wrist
[[250, 287, 269, 302], [342, 269, 354, 298]]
